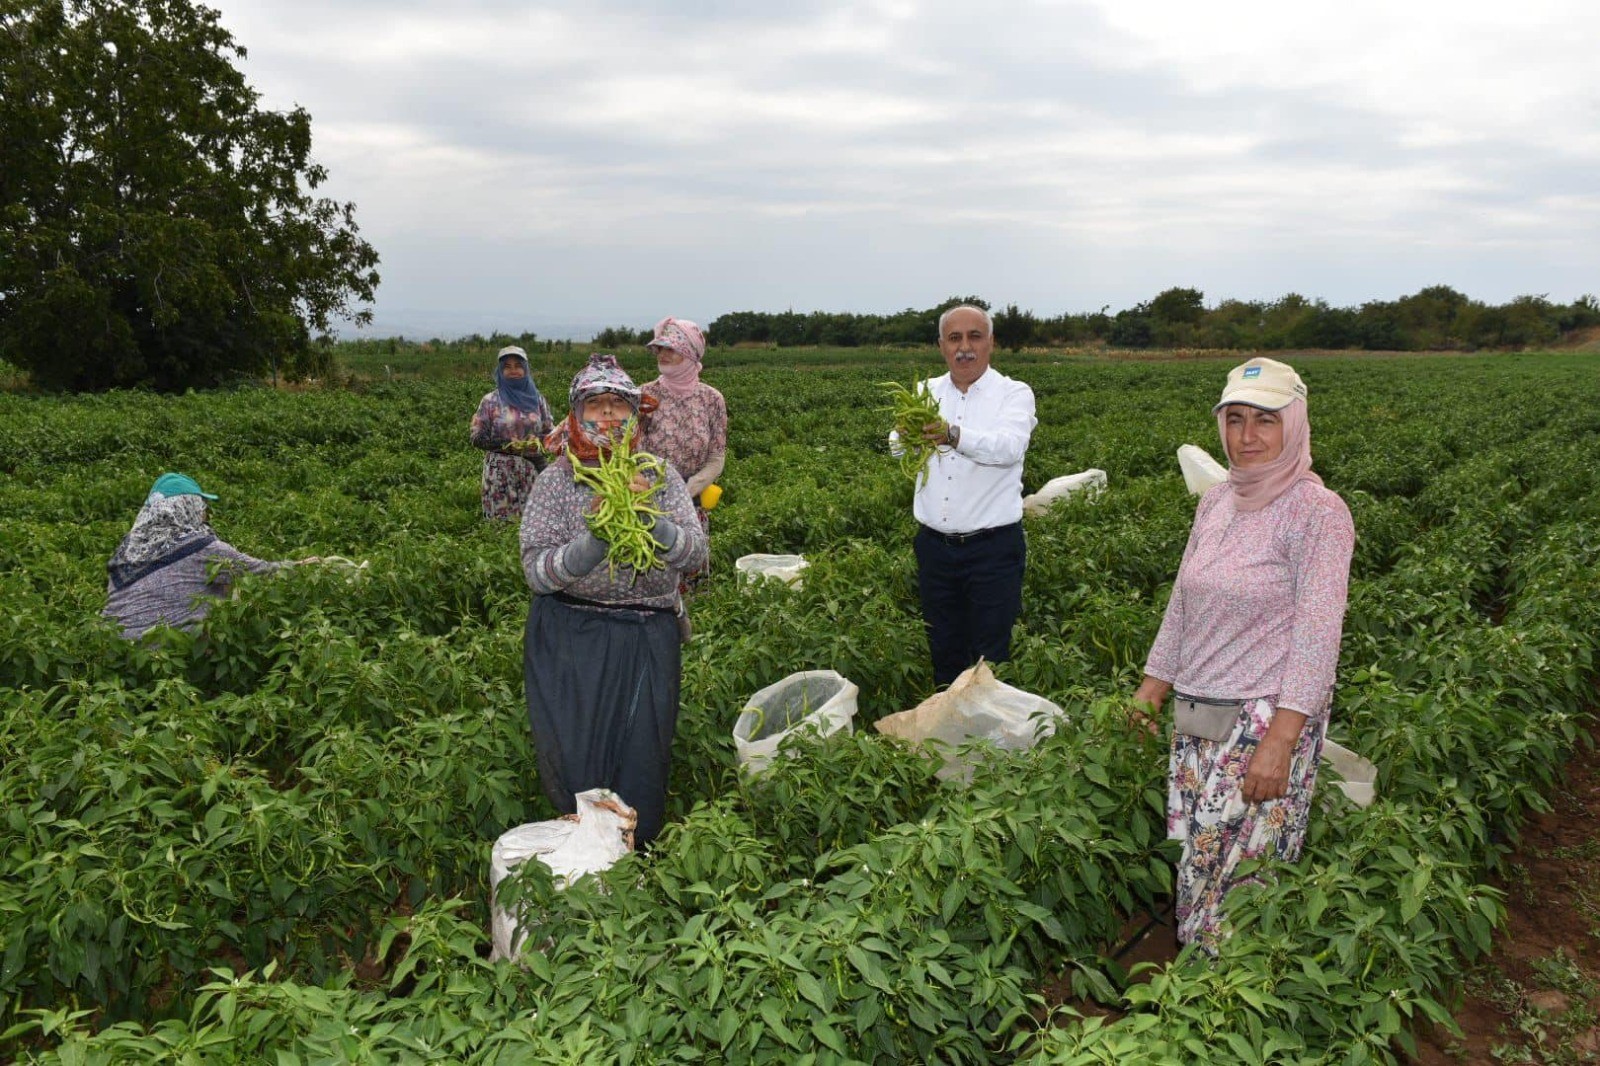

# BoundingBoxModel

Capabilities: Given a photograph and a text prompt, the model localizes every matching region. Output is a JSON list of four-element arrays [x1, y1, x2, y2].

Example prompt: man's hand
[[921, 420, 953, 447]]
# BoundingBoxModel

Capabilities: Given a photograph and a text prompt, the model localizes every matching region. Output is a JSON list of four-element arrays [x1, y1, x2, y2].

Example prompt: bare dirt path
[[1406, 721, 1600, 1064]]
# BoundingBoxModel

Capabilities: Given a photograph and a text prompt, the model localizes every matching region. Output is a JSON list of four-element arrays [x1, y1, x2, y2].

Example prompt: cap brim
[[1213, 390, 1296, 413], [200, 491, 219, 500]]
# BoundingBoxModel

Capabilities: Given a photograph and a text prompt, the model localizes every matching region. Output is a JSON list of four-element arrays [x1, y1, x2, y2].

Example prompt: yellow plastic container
[[700, 484, 723, 510]]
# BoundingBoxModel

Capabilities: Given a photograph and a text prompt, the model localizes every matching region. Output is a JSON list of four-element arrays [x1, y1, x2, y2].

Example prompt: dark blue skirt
[[523, 594, 681, 846]]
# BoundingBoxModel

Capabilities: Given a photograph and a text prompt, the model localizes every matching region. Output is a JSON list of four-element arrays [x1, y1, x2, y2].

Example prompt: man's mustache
[[954, 351, 978, 363]]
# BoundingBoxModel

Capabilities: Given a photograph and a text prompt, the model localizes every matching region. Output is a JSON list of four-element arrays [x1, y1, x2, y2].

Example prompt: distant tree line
[[701, 288, 1600, 352], [334, 332, 577, 361]]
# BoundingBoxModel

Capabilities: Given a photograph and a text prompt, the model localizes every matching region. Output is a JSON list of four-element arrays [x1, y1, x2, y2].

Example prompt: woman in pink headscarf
[[638, 317, 727, 591], [1129, 358, 1355, 954]]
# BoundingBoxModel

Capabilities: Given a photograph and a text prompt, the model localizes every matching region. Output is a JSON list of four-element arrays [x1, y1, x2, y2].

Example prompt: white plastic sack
[[1022, 469, 1108, 517], [734, 670, 858, 773], [735, 553, 809, 589], [489, 788, 636, 962], [873, 660, 1066, 782], [1177, 445, 1229, 496], [1321, 739, 1377, 808]]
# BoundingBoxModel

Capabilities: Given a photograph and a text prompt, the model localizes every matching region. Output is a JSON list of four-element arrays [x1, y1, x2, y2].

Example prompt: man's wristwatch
[[948, 425, 960, 448]]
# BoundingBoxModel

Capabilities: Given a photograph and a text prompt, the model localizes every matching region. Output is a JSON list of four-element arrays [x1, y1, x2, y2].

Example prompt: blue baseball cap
[[148, 472, 219, 501]]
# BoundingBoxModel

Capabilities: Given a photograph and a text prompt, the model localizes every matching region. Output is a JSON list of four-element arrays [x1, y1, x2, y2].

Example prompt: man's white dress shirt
[[897, 367, 1037, 535]]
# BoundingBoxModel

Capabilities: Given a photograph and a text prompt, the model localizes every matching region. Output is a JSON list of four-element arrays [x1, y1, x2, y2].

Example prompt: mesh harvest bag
[[733, 670, 858, 773]]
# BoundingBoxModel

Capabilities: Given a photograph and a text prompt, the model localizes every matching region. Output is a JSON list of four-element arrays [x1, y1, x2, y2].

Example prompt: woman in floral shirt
[[638, 318, 726, 584], [470, 346, 554, 520], [1130, 358, 1355, 953]]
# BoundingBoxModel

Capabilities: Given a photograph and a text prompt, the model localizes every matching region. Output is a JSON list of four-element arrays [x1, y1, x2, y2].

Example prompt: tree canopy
[[0, 0, 379, 390]]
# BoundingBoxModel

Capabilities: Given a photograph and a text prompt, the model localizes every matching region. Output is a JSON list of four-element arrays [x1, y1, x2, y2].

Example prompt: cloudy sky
[[210, 0, 1600, 338]]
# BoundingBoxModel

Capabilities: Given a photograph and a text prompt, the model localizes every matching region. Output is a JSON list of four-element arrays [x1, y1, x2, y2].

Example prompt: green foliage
[[993, 303, 1038, 352], [0, 0, 379, 391], [1, 352, 1598, 1062], [698, 289, 1598, 353]]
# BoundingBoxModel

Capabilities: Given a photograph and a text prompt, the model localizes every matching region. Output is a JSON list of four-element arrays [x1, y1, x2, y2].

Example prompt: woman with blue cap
[[470, 345, 554, 520], [103, 473, 320, 639]]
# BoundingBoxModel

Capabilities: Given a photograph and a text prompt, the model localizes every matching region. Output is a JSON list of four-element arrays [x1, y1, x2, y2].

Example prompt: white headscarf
[[107, 493, 215, 588]]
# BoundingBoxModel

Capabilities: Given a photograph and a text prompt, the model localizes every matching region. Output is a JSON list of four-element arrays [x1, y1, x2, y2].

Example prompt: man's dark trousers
[[914, 522, 1026, 687]]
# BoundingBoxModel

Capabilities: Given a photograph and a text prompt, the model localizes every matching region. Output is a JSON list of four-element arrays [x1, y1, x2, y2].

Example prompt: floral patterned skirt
[[1167, 696, 1327, 952], [482, 452, 541, 521]]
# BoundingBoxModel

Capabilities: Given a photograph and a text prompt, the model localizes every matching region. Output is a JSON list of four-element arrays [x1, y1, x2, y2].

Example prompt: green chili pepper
[[569, 418, 670, 581], [880, 379, 944, 489]]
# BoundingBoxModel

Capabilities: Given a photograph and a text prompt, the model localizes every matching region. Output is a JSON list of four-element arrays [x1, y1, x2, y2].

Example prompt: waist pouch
[[1173, 694, 1245, 742]]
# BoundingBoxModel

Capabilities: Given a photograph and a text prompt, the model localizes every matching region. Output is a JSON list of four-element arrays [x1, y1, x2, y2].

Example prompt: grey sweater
[[103, 540, 285, 639]]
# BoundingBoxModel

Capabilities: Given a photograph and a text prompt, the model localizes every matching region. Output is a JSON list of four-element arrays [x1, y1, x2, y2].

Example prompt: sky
[[209, 0, 1600, 339]]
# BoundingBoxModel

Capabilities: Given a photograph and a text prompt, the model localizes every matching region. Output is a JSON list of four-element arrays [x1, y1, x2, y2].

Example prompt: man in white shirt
[[900, 304, 1038, 686]]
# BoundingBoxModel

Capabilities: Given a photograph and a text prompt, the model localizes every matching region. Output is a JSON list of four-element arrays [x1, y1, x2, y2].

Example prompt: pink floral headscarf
[[1216, 397, 1322, 512], [544, 353, 658, 461], [647, 317, 705, 397]]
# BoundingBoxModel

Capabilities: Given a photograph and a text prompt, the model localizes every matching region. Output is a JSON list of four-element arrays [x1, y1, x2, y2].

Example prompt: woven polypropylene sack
[[1022, 469, 1107, 517], [1177, 445, 1229, 496], [1321, 739, 1378, 808], [489, 789, 636, 961]]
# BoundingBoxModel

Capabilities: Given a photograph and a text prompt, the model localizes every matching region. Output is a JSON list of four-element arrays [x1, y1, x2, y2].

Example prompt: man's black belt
[[919, 521, 1019, 546]]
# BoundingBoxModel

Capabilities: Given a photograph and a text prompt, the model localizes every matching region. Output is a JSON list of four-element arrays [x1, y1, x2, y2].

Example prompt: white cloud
[[201, 0, 1600, 332], [1080, 0, 1600, 144]]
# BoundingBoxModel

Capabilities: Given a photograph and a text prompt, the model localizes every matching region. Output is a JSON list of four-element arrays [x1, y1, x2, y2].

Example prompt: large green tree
[[0, 0, 379, 390]]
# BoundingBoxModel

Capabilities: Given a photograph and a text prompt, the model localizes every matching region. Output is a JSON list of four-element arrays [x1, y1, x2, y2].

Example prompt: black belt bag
[[1173, 694, 1245, 742]]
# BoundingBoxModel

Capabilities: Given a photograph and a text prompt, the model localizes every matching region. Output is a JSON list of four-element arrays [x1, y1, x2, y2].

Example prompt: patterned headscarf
[[107, 491, 217, 589], [545, 353, 658, 461], [647, 317, 706, 398], [494, 346, 545, 414]]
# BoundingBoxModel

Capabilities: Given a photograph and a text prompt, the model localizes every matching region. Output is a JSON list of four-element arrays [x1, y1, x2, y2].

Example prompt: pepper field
[[2, 349, 1598, 1063]]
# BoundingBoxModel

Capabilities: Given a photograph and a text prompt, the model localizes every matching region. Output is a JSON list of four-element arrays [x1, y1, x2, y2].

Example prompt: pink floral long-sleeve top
[[1144, 478, 1355, 719], [638, 381, 727, 496]]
